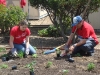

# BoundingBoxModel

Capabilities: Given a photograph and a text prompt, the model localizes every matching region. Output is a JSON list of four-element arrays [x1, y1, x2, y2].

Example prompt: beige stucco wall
[[89, 8, 100, 29], [6, 0, 48, 19]]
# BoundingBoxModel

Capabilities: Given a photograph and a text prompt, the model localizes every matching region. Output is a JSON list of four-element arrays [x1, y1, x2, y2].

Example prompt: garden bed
[[0, 48, 100, 75]]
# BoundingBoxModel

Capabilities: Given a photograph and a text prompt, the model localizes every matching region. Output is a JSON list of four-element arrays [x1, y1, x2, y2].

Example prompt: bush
[[0, 4, 27, 33], [38, 25, 61, 37]]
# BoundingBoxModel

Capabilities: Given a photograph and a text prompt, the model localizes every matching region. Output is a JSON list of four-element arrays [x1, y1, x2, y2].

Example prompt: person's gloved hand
[[11, 48, 17, 56], [64, 45, 69, 51], [25, 48, 30, 55]]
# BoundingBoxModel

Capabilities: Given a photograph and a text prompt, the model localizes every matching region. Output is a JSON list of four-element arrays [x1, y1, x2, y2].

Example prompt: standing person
[[64, 16, 99, 62], [9, 20, 36, 57]]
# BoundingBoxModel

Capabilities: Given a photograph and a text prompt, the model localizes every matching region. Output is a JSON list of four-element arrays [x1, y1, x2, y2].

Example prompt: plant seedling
[[45, 61, 53, 68], [17, 51, 24, 58], [0, 64, 8, 69], [32, 54, 38, 58], [87, 63, 95, 71], [56, 49, 61, 58], [26, 61, 36, 75], [62, 69, 69, 75], [0, 47, 6, 52], [75, 53, 81, 57]]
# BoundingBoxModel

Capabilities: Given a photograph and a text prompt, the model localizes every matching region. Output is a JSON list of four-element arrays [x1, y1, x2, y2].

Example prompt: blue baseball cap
[[72, 16, 82, 26]]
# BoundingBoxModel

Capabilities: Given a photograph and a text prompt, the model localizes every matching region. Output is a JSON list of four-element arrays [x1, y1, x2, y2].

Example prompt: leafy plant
[[38, 25, 61, 37], [56, 49, 61, 54], [17, 51, 24, 58], [62, 70, 69, 75], [75, 53, 81, 57], [32, 54, 38, 58], [0, 64, 8, 69], [45, 61, 53, 68], [0, 4, 27, 34], [26, 61, 36, 72], [87, 63, 95, 71], [0, 47, 6, 52]]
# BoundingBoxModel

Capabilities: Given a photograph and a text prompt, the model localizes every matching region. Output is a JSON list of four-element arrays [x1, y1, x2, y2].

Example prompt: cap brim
[[72, 22, 78, 26]]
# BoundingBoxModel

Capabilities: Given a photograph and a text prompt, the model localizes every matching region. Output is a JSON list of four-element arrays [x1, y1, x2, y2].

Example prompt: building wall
[[6, 0, 48, 19], [89, 8, 100, 29]]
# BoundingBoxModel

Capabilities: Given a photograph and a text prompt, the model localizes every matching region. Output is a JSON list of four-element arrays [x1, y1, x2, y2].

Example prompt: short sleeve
[[26, 28, 31, 36], [10, 27, 16, 37]]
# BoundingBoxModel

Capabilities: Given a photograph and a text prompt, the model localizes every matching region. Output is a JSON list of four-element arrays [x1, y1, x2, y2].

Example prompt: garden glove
[[11, 48, 18, 57], [25, 48, 30, 55]]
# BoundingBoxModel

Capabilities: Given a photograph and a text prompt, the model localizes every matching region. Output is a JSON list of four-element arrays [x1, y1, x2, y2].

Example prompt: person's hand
[[69, 45, 75, 51], [11, 48, 17, 56], [25, 48, 30, 55]]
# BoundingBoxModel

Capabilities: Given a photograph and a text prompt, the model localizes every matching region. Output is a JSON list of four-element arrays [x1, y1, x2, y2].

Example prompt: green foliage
[[29, 0, 100, 38], [46, 61, 53, 68], [87, 63, 95, 71], [75, 53, 81, 57], [0, 47, 6, 52], [0, 64, 8, 69], [56, 49, 61, 54], [32, 54, 38, 58], [26, 61, 36, 72], [62, 69, 69, 75], [38, 25, 61, 37], [0, 4, 27, 33], [17, 51, 24, 58]]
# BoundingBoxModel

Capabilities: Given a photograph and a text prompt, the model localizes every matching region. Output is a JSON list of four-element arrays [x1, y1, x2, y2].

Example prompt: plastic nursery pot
[[57, 53, 60, 58], [30, 71, 34, 75], [12, 65, 17, 70], [2, 57, 9, 62]]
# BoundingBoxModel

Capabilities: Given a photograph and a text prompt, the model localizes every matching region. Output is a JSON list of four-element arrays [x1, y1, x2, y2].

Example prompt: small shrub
[[32, 54, 38, 58], [17, 51, 24, 58], [87, 63, 95, 71], [38, 25, 61, 37], [45, 61, 53, 68], [62, 69, 69, 75], [25, 61, 36, 72], [0, 64, 8, 69]]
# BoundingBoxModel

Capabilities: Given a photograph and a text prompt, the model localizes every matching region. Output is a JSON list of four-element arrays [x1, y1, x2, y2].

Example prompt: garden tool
[[44, 28, 78, 55]]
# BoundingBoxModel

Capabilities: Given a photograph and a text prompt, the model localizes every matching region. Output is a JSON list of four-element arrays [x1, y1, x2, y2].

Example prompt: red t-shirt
[[10, 26, 31, 44], [72, 21, 99, 44]]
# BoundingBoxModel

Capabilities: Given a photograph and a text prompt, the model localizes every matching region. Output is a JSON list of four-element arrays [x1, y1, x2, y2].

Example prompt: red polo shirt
[[72, 21, 99, 44], [10, 26, 31, 44]]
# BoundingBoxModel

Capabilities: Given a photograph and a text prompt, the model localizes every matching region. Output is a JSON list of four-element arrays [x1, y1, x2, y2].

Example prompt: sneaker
[[66, 54, 74, 62]]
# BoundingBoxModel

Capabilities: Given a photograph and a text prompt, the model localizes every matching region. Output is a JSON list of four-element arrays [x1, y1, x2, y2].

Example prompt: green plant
[[32, 54, 38, 58], [56, 49, 61, 54], [34, 46, 37, 51], [75, 53, 81, 57], [0, 64, 8, 69], [38, 25, 61, 37], [17, 51, 24, 58], [26, 61, 36, 72], [0, 47, 6, 52], [0, 4, 27, 34], [87, 63, 95, 71], [62, 70, 69, 75], [46, 61, 53, 68]]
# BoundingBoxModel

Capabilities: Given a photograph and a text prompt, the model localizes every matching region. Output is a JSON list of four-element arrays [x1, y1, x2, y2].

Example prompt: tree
[[29, 0, 100, 40]]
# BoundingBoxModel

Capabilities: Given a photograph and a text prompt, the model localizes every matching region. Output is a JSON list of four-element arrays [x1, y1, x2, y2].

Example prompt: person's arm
[[73, 39, 87, 47], [9, 35, 14, 48], [25, 36, 30, 49], [66, 33, 74, 46]]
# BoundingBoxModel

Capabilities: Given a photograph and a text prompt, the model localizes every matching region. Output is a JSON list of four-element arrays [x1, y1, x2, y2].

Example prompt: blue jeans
[[14, 42, 36, 55], [72, 40, 96, 55]]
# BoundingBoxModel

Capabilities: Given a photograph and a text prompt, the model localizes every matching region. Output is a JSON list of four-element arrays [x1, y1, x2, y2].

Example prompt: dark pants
[[72, 40, 96, 56]]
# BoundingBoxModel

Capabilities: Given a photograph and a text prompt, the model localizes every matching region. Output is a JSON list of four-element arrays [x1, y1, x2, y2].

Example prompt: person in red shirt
[[9, 20, 36, 57], [63, 16, 99, 62]]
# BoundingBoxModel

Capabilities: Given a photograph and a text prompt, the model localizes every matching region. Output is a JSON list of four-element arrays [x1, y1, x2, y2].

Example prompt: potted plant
[[26, 61, 36, 75], [56, 49, 61, 58]]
